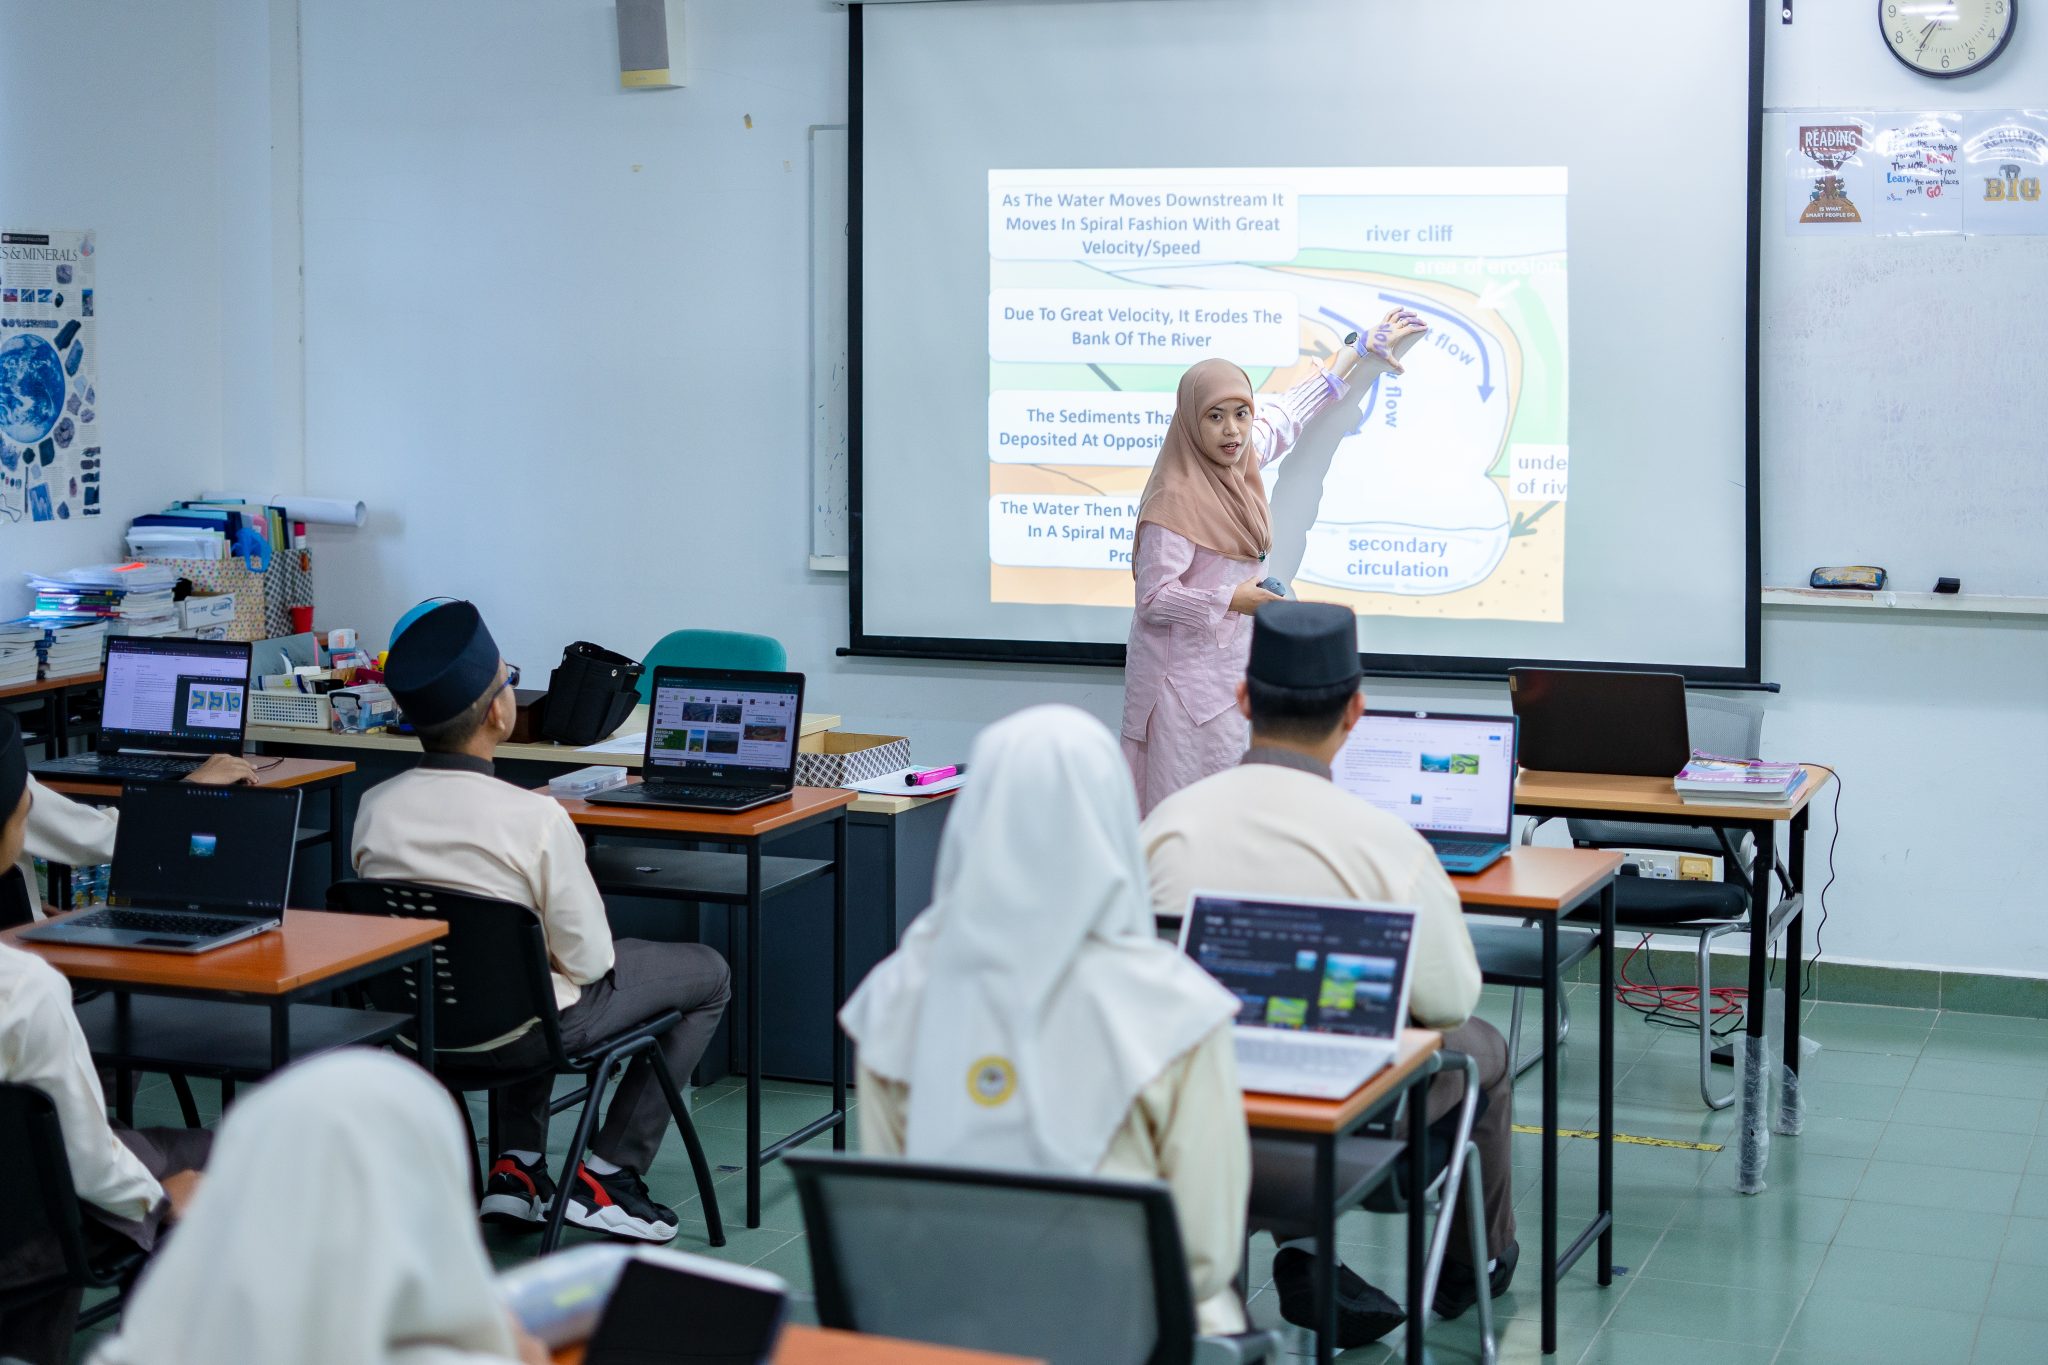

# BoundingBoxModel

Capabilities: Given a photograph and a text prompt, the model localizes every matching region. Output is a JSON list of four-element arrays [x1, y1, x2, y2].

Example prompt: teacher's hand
[[1229, 578, 1284, 617]]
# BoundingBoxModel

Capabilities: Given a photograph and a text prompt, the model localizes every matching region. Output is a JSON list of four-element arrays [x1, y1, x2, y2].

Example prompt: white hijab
[[93, 1050, 520, 1365], [840, 705, 1238, 1173]]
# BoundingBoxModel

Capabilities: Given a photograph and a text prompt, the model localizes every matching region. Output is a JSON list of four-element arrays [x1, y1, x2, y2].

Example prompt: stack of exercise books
[[0, 622, 41, 688], [1673, 753, 1807, 805], [26, 563, 181, 639]]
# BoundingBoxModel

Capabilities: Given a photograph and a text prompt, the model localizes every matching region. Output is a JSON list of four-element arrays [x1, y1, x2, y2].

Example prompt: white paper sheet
[[845, 766, 966, 796], [578, 731, 648, 755]]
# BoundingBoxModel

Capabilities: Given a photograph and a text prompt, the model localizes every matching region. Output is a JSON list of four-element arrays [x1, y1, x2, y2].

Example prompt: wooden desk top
[[846, 788, 958, 817], [248, 706, 842, 768], [555, 1325, 1041, 1365], [1242, 1028, 1441, 1135], [1450, 846, 1623, 914], [2, 908, 444, 995], [0, 670, 103, 701], [555, 782, 857, 837], [1515, 766, 1830, 822], [35, 756, 357, 799]]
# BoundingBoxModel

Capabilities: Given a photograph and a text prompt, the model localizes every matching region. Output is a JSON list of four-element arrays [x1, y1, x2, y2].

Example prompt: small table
[[1514, 767, 1831, 1199], [0, 669, 104, 758], [555, 783, 859, 1228], [1244, 1029, 1443, 1365], [2, 908, 444, 1110], [555, 1324, 1043, 1364], [36, 756, 359, 902], [1450, 846, 1622, 1356]]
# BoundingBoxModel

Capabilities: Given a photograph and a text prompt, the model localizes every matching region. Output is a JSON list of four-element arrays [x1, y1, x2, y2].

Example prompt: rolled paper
[[202, 490, 367, 527]]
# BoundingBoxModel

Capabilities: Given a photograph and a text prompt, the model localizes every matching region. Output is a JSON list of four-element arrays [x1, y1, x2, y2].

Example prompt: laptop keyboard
[[1237, 1034, 1374, 1074], [1435, 840, 1504, 858], [63, 908, 252, 938], [38, 755, 205, 780], [640, 783, 780, 806]]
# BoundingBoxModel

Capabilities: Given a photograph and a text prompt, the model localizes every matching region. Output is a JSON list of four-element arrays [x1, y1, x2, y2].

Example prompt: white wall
[[0, 0, 259, 614], [171, 0, 2048, 977]]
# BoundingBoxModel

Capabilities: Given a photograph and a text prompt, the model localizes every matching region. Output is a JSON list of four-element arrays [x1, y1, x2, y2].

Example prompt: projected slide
[[987, 167, 1567, 622]]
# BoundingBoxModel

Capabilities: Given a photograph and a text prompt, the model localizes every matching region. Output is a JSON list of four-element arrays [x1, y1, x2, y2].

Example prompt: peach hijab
[[1133, 359, 1269, 567]]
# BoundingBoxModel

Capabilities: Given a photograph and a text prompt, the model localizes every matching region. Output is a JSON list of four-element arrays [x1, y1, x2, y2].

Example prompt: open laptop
[[1509, 666, 1690, 777], [1180, 893, 1418, 1100], [33, 637, 252, 782], [586, 667, 805, 813], [1333, 710, 1518, 874], [21, 783, 300, 953]]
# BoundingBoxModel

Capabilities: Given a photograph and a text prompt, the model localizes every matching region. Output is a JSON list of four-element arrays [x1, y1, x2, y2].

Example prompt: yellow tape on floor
[[1511, 1125, 1723, 1152]]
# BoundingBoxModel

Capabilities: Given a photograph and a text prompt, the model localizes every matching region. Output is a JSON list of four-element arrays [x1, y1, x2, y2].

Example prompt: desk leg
[[745, 841, 764, 1229], [271, 1001, 291, 1075], [113, 993, 133, 1125], [52, 861, 73, 912], [48, 690, 66, 758], [416, 946, 437, 1074], [1781, 810, 1808, 1134], [329, 782, 346, 883], [832, 811, 848, 1151], [1737, 821, 1776, 1193], [1541, 913, 1559, 1356], [1406, 1088, 1428, 1365], [1314, 1135, 1336, 1365], [1597, 881, 1615, 1285]]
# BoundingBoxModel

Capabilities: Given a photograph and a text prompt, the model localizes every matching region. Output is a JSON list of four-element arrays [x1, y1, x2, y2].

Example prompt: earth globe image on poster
[[0, 334, 66, 446]]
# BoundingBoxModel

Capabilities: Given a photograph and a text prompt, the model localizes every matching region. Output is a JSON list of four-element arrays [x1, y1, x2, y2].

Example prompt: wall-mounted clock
[[1880, 1, 2017, 77]]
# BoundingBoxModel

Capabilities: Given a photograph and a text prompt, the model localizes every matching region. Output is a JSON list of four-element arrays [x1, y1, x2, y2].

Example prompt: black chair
[[0, 1084, 147, 1337], [789, 1153, 1280, 1365], [325, 879, 724, 1252]]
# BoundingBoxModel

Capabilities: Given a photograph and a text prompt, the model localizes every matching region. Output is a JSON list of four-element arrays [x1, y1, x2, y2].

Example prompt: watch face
[[1880, 0, 2017, 77]]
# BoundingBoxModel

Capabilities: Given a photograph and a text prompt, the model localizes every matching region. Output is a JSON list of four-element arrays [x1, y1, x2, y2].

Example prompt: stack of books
[[26, 563, 182, 639], [0, 623, 41, 687], [38, 618, 112, 679], [1673, 754, 1807, 804]]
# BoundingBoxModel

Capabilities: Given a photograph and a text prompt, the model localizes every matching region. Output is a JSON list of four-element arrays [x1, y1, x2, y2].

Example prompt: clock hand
[[1916, 20, 1940, 56]]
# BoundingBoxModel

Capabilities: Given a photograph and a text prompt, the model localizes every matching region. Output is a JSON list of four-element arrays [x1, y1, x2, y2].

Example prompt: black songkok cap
[[1247, 601, 1363, 690], [0, 708, 26, 815], [384, 601, 501, 727]]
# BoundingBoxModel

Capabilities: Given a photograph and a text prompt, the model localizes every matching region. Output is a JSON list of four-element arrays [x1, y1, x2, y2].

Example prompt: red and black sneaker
[[563, 1163, 679, 1243], [479, 1153, 555, 1227]]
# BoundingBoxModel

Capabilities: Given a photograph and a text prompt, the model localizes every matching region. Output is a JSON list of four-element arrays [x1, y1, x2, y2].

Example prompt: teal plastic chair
[[636, 630, 788, 701]]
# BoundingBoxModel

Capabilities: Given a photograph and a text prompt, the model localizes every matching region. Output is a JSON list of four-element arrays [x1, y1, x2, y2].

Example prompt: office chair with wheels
[[326, 879, 724, 1252], [0, 1084, 149, 1337], [788, 1154, 1282, 1365], [1510, 694, 1790, 1109], [635, 630, 788, 701]]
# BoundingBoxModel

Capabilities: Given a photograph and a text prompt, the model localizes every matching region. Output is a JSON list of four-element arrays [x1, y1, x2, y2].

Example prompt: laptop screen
[[99, 638, 252, 753], [109, 784, 300, 916], [1182, 895, 1416, 1039], [645, 670, 804, 784], [1332, 711, 1517, 842]]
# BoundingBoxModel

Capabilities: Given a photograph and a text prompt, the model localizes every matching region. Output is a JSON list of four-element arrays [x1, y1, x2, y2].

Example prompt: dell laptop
[[1180, 893, 1418, 1100], [34, 637, 253, 782], [587, 667, 805, 813], [22, 783, 301, 953], [1334, 710, 1519, 874], [1508, 666, 1690, 777]]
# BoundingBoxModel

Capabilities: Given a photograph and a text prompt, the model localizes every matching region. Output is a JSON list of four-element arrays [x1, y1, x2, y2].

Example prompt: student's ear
[[492, 682, 520, 733], [1338, 689, 1367, 736], [1236, 680, 1252, 721]]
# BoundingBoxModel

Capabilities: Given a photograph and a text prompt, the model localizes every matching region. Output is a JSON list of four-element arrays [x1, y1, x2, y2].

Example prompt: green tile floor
[[80, 987, 2048, 1364]]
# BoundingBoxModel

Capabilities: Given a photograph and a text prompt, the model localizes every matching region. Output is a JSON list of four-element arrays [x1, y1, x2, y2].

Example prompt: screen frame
[[99, 638, 254, 754], [844, 0, 1765, 685], [643, 666, 807, 787]]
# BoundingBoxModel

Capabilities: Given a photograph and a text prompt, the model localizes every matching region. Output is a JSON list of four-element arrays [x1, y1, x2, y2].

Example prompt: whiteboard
[[1761, 112, 2047, 597], [810, 124, 850, 566]]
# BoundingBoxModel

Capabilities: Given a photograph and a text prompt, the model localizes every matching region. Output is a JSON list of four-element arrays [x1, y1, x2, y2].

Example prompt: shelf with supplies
[[1762, 586, 2048, 618]]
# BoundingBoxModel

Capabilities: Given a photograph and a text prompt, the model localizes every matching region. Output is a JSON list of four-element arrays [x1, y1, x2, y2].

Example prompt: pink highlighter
[[905, 765, 962, 787]]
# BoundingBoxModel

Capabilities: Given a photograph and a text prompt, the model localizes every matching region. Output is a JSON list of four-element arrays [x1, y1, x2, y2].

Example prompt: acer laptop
[[1180, 893, 1418, 1101], [1334, 710, 1519, 874], [34, 637, 252, 782], [22, 783, 300, 953], [586, 667, 805, 813], [1508, 666, 1690, 777]]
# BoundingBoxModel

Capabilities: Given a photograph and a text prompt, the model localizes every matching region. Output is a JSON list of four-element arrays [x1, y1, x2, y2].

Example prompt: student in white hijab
[[92, 1050, 547, 1365], [840, 705, 1250, 1334]]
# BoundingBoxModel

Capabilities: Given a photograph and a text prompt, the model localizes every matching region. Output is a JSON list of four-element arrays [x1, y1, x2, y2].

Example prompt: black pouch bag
[[539, 642, 643, 747]]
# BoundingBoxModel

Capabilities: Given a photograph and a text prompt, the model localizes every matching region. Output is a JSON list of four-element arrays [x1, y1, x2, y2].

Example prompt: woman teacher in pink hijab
[[1121, 310, 1427, 815]]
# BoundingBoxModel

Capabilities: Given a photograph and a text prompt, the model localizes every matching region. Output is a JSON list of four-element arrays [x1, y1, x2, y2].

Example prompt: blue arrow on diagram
[[1376, 291, 1496, 402]]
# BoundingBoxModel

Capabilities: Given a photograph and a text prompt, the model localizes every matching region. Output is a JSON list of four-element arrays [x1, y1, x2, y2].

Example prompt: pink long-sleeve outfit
[[1121, 371, 1347, 816]]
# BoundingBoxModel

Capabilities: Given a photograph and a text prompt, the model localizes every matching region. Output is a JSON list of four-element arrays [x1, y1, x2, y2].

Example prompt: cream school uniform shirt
[[350, 760, 615, 1047], [1142, 759, 1484, 1030], [0, 939, 165, 1229], [11, 776, 123, 917]]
